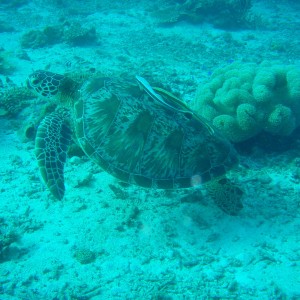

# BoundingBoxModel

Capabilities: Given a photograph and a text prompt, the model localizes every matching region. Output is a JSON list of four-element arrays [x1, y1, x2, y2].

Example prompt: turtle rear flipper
[[206, 178, 243, 216], [35, 110, 72, 200]]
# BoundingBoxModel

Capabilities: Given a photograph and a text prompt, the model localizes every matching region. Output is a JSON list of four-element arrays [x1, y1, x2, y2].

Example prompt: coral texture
[[191, 62, 300, 142]]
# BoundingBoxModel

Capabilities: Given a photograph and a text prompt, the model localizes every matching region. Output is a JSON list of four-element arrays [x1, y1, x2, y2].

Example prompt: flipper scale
[[35, 111, 72, 200]]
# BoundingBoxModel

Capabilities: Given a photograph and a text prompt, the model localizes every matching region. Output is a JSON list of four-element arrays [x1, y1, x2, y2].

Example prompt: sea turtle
[[26, 70, 243, 215]]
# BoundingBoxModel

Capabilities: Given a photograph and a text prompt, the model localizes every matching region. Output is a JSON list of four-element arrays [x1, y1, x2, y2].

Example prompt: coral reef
[[21, 23, 97, 48], [0, 49, 15, 74], [21, 26, 63, 49], [191, 62, 300, 142], [152, 0, 254, 29], [63, 22, 97, 46], [0, 22, 15, 33], [0, 217, 21, 262], [21, 30, 49, 49], [0, 86, 34, 116], [43, 25, 64, 45], [0, 0, 28, 8], [51, 0, 99, 15]]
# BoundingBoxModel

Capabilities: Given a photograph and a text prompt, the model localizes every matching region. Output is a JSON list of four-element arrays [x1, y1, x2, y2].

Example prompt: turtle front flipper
[[206, 178, 243, 216], [35, 110, 72, 200]]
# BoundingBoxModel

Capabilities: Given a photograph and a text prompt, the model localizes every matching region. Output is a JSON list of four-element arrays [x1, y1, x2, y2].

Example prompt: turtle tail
[[35, 109, 71, 200]]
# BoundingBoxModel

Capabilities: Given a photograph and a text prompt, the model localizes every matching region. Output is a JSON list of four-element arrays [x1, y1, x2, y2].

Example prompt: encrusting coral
[[190, 61, 300, 142]]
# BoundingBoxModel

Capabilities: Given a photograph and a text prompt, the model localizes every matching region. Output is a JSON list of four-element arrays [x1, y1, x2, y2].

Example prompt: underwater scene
[[0, 0, 300, 299]]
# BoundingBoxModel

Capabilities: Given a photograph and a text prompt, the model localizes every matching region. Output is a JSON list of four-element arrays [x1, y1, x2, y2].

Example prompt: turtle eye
[[31, 78, 40, 86]]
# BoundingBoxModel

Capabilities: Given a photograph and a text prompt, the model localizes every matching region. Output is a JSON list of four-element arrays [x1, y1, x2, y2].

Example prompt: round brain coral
[[287, 69, 300, 100], [191, 62, 300, 142], [266, 104, 295, 136], [254, 69, 276, 88], [236, 103, 260, 132], [252, 84, 273, 103]]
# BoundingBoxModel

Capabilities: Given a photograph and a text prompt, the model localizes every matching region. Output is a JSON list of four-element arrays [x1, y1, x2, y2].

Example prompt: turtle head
[[27, 70, 66, 99], [27, 70, 80, 104]]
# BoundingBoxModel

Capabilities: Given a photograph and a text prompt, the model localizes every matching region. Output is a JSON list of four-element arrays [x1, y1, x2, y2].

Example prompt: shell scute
[[131, 174, 153, 188], [74, 77, 237, 188]]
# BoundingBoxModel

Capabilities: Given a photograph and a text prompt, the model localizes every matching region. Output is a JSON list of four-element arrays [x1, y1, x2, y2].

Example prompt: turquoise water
[[0, 0, 300, 299]]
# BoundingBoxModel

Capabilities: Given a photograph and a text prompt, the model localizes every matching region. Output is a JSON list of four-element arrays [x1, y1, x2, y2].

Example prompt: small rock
[[74, 171, 93, 187], [206, 232, 220, 242], [74, 248, 96, 264], [182, 260, 199, 268], [259, 174, 272, 184], [69, 156, 82, 165]]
